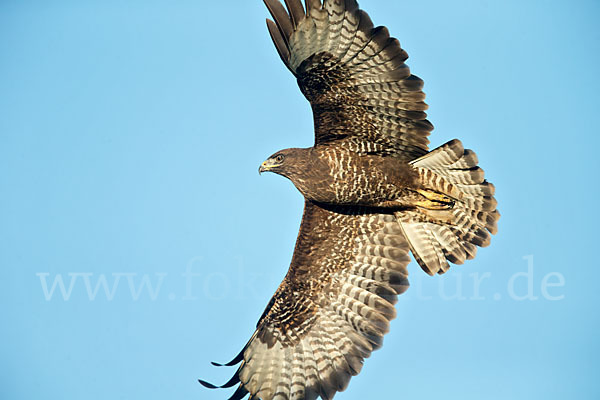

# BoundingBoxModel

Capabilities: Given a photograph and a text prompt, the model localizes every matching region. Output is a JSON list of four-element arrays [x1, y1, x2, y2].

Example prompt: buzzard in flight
[[200, 0, 499, 399]]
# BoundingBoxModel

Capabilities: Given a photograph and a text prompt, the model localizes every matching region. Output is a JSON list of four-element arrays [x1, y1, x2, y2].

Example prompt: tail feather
[[432, 225, 467, 265], [410, 138, 464, 168], [457, 181, 495, 196], [397, 218, 450, 274], [449, 149, 478, 169], [398, 139, 499, 275], [454, 207, 499, 235], [460, 195, 498, 212]]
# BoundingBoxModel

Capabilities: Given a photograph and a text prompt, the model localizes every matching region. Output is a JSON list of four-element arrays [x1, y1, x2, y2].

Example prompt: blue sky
[[1, 0, 599, 399]]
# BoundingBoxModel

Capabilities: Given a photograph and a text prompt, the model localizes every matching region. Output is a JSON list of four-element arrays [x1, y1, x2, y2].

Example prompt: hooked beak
[[258, 161, 268, 175], [258, 159, 279, 175]]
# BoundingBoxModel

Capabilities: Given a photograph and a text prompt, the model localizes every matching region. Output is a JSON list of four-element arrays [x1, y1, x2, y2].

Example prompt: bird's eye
[[275, 154, 285, 163]]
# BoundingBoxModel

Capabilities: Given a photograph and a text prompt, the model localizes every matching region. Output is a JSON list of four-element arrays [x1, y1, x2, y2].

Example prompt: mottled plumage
[[200, 1, 499, 399]]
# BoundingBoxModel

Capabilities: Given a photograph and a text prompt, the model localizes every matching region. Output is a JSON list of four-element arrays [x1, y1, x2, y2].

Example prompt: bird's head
[[259, 148, 308, 178], [259, 147, 337, 205]]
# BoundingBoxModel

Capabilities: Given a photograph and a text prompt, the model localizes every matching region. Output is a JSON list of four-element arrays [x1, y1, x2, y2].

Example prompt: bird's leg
[[413, 189, 456, 210], [368, 189, 457, 212], [376, 189, 455, 211]]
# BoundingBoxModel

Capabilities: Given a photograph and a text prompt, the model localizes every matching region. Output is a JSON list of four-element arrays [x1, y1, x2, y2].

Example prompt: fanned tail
[[397, 139, 499, 275]]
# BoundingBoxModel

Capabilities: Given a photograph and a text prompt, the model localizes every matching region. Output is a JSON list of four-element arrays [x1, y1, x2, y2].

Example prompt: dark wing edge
[[200, 201, 410, 400], [264, 0, 432, 160]]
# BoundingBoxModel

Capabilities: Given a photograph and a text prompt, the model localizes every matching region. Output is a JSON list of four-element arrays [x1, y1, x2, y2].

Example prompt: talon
[[415, 189, 455, 210], [417, 189, 453, 203]]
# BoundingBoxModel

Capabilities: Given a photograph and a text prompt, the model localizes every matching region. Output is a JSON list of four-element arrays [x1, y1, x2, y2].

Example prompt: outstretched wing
[[265, 0, 432, 160], [200, 201, 410, 400]]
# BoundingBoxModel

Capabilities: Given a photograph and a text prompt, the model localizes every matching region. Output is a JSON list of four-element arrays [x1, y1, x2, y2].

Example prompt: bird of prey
[[200, 0, 499, 399]]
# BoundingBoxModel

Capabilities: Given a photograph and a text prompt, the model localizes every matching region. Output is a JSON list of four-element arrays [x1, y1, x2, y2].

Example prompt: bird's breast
[[295, 149, 415, 206]]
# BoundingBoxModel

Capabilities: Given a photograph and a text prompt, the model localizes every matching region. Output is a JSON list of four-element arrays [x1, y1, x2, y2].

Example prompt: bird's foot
[[414, 189, 455, 210]]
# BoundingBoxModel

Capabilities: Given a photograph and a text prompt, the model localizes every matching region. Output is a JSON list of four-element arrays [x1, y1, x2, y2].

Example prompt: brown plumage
[[199, 1, 499, 399]]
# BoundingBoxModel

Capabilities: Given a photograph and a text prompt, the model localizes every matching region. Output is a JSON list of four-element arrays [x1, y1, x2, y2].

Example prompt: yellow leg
[[414, 189, 455, 210]]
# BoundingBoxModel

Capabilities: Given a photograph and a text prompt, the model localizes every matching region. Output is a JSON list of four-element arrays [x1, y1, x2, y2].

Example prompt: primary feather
[[200, 1, 499, 399]]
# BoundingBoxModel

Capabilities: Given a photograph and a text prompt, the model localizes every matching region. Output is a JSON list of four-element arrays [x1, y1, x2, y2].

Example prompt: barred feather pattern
[[202, 202, 410, 400], [397, 139, 500, 275], [264, 0, 432, 160], [200, 1, 500, 399]]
